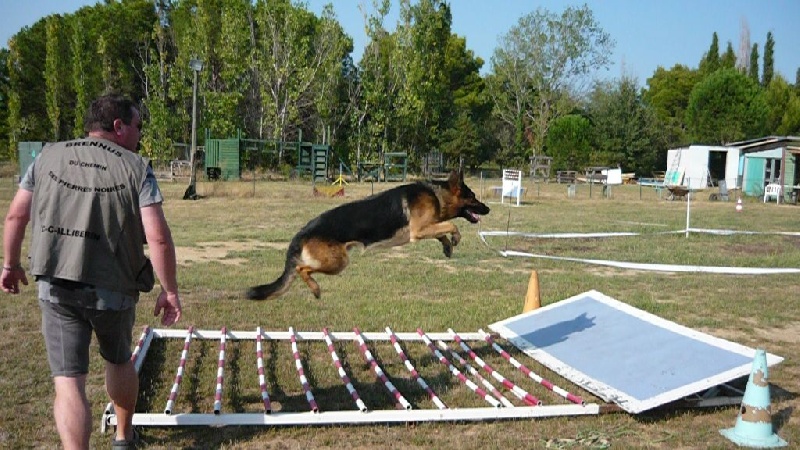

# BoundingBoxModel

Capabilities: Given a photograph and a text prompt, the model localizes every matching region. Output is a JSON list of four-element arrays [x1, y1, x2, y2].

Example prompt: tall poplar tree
[[748, 44, 759, 84], [70, 16, 89, 137], [720, 41, 737, 69], [762, 31, 774, 87], [44, 16, 65, 141], [699, 32, 720, 75]]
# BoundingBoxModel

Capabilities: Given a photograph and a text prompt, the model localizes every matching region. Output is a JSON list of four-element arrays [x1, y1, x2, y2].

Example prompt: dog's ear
[[447, 170, 461, 191]]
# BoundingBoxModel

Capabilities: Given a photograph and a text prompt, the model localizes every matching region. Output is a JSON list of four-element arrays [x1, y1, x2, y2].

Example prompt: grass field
[[1, 174, 798, 449]]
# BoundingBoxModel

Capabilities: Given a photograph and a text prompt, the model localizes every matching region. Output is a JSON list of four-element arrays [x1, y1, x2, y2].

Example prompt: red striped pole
[[130, 325, 150, 367], [323, 328, 367, 412], [255, 327, 272, 414], [289, 327, 319, 413], [213, 327, 227, 415], [436, 340, 514, 408], [479, 329, 584, 405], [106, 325, 151, 416], [386, 327, 447, 410], [165, 326, 194, 414], [449, 329, 541, 406], [416, 328, 501, 408], [353, 327, 412, 410]]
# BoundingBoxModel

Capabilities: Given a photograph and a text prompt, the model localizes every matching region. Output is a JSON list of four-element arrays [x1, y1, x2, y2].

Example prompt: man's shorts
[[39, 299, 136, 377]]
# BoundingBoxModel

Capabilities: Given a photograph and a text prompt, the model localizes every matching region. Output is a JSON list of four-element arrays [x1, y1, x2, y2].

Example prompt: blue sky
[[3, 0, 799, 85]]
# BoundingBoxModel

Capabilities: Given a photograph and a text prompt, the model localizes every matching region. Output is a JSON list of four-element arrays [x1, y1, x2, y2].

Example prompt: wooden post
[[523, 270, 541, 313]]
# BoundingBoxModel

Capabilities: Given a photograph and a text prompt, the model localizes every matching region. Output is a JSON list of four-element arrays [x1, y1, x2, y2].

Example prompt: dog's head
[[445, 170, 490, 223]]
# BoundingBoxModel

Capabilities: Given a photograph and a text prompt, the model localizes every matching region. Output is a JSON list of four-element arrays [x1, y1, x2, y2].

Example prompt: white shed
[[665, 145, 741, 190]]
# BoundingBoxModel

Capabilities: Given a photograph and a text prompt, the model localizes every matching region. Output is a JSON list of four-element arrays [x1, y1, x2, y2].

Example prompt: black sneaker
[[111, 428, 140, 449]]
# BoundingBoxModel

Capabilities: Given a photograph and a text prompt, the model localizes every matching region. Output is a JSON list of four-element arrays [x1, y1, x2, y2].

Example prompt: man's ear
[[113, 118, 124, 135]]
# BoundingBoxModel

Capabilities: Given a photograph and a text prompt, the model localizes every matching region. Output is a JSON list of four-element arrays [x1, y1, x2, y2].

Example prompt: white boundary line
[[480, 230, 800, 274]]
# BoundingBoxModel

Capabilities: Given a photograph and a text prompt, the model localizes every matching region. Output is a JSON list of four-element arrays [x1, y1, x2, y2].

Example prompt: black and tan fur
[[246, 170, 490, 300]]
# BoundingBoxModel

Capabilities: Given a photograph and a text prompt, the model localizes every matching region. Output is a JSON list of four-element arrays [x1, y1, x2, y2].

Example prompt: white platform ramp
[[489, 290, 783, 414]]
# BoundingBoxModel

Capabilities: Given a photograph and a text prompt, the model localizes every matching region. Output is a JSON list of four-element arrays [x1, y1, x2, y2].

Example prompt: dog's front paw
[[438, 236, 453, 257], [451, 231, 462, 247]]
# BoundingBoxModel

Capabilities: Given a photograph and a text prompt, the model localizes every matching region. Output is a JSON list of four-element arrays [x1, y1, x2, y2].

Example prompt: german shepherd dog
[[246, 170, 490, 300]]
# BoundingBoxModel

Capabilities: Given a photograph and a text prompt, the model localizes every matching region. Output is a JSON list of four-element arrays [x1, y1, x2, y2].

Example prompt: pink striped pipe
[[322, 328, 368, 412], [479, 329, 584, 405], [416, 328, 501, 408], [353, 327, 412, 410], [436, 340, 514, 408], [130, 325, 150, 367], [386, 327, 447, 410], [255, 327, 272, 414], [165, 326, 194, 414], [449, 329, 541, 406], [213, 327, 227, 415], [289, 327, 319, 413], [106, 325, 151, 415]]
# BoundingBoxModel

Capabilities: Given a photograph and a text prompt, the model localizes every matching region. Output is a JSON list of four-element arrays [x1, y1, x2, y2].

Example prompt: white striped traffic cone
[[719, 348, 787, 447]]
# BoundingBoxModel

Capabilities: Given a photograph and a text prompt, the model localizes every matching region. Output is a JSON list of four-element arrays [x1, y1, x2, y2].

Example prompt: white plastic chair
[[764, 184, 781, 203], [501, 169, 523, 206]]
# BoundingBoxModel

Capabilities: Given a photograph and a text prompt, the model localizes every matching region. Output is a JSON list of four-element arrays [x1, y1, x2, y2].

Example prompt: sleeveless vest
[[28, 138, 151, 295]]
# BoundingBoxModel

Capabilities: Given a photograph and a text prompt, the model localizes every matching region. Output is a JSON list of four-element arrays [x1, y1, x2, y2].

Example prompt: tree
[[764, 75, 800, 135], [642, 64, 699, 149], [355, 0, 402, 163], [686, 68, 768, 144], [44, 16, 68, 141], [0, 48, 9, 159], [544, 114, 592, 171], [777, 94, 800, 135], [763, 31, 774, 86], [589, 76, 660, 176], [394, 0, 452, 159], [441, 34, 491, 168], [720, 41, 736, 69], [748, 44, 759, 84], [699, 32, 720, 75], [488, 4, 613, 164], [796, 68, 800, 95]]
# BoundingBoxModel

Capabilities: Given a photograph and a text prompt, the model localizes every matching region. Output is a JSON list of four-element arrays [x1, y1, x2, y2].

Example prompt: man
[[1, 94, 182, 449]]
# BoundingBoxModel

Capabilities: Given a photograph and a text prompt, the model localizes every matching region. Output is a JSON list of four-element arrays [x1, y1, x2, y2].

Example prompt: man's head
[[84, 94, 142, 152]]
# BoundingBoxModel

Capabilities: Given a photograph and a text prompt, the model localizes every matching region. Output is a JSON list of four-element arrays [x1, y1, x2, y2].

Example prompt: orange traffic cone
[[736, 197, 743, 212]]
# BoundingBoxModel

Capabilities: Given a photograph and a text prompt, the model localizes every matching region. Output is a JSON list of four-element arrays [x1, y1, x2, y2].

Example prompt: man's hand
[[1, 267, 28, 294], [153, 290, 181, 326]]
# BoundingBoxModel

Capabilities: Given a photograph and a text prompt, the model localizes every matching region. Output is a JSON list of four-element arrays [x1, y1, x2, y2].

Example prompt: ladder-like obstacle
[[101, 327, 599, 431]]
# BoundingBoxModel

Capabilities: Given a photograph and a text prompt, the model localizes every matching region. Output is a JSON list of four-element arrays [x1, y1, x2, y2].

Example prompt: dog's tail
[[246, 236, 302, 300]]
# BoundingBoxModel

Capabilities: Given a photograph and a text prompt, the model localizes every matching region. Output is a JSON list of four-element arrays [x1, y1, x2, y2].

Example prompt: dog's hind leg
[[297, 239, 351, 299], [296, 265, 322, 298]]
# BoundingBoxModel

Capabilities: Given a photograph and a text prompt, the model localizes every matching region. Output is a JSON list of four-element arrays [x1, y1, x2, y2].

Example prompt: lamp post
[[184, 58, 204, 200]]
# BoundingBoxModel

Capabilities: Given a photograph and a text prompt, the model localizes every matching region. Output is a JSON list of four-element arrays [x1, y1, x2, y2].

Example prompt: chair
[[764, 183, 782, 203], [501, 169, 524, 206]]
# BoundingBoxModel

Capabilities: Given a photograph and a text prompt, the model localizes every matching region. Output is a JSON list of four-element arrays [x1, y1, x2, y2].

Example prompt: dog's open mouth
[[465, 210, 481, 223]]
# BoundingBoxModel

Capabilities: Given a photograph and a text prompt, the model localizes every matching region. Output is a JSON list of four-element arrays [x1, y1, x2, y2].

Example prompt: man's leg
[[106, 359, 138, 442], [53, 375, 91, 450]]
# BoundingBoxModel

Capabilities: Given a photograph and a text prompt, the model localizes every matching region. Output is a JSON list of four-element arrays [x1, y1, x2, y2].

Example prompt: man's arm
[[1, 189, 32, 294], [141, 203, 181, 325]]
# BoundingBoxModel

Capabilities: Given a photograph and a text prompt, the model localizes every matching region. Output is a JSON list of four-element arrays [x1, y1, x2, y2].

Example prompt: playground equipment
[[357, 152, 408, 182], [204, 130, 332, 182]]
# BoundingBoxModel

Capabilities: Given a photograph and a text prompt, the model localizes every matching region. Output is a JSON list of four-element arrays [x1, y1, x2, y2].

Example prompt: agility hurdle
[[101, 326, 599, 432]]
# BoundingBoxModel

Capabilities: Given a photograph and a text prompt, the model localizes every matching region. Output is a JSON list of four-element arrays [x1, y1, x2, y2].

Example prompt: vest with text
[[29, 138, 150, 295]]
